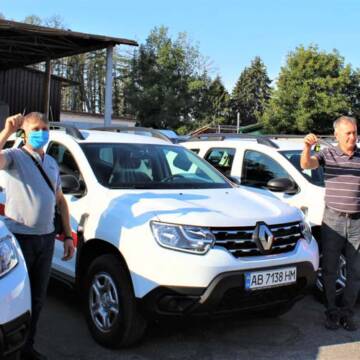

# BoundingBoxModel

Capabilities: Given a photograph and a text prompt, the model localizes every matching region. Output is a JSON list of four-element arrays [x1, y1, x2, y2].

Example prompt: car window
[[242, 150, 293, 187], [47, 142, 79, 174], [204, 148, 236, 177], [280, 150, 324, 186], [99, 147, 113, 165], [81, 143, 232, 189]]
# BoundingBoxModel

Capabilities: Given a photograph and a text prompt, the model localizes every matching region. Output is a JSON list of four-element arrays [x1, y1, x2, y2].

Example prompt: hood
[[109, 187, 303, 228]]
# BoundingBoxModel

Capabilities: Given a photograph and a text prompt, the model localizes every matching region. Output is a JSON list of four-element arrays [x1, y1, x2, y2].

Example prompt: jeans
[[14, 233, 55, 349], [321, 207, 360, 315]]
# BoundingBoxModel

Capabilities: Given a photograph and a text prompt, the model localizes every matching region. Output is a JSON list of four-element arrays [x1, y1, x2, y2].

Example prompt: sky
[[1, 0, 359, 91]]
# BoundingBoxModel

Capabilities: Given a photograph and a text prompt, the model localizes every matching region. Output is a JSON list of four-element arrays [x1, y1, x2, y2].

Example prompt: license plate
[[245, 267, 297, 290]]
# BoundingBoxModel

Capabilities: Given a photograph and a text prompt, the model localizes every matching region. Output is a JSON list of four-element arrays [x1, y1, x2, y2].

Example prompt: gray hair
[[24, 112, 48, 124], [333, 116, 357, 131]]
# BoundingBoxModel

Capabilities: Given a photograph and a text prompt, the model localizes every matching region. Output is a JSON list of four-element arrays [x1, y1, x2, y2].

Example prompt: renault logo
[[253, 222, 274, 254]]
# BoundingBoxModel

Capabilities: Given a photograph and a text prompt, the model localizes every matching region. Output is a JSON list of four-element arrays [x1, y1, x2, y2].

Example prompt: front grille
[[211, 221, 302, 258], [217, 278, 307, 313], [1, 311, 30, 356]]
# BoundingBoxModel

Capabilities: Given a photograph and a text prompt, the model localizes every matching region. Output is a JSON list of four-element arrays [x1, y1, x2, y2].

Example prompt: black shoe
[[325, 311, 340, 330], [21, 347, 47, 360], [340, 315, 358, 331]]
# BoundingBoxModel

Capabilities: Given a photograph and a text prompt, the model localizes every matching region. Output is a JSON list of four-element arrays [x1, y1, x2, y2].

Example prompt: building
[[0, 19, 137, 127]]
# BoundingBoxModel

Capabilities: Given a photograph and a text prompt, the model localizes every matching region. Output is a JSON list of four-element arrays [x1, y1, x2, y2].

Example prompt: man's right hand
[[304, 133, 318, 148], [4, 114, 24, 135]]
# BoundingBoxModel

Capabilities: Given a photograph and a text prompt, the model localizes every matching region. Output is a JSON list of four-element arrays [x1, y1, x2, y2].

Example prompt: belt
[[325, 206, 360, 219]]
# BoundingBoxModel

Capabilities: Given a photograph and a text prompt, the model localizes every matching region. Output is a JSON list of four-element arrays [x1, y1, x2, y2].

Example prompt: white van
[[182, 134, 345, 298]]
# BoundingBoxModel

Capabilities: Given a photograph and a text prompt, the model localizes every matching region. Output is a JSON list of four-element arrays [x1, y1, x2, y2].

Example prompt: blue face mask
[[27, 130, 49, 149]]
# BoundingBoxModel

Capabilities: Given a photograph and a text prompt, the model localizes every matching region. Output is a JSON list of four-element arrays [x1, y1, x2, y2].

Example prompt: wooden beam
[[43, 59, 51, 120]]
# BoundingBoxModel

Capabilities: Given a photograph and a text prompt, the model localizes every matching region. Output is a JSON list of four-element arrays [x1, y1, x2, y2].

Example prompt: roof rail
[[187, 133, 279, 148], [257, 137, 279, 148], [90, 126, 172, 143], [49, 122, 85, 140], [268, 134, 335, 140]]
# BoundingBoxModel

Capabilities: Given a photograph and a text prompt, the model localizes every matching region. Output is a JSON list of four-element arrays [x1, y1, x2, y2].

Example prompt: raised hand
[[4, 113, 24, 135], [304, 133, 318, 148]]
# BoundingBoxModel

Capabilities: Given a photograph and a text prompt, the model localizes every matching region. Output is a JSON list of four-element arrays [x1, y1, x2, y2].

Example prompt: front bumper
[[0, 311, 30, 357], [140, 261, 316, 317]]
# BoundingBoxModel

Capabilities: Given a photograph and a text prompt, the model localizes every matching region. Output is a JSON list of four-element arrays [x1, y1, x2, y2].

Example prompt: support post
[[104, 45, 114, 126], [43, 59, 52, 121]]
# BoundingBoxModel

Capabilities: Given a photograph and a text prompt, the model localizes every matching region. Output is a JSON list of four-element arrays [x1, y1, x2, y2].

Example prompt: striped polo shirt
[[315, 145, 360, 213]]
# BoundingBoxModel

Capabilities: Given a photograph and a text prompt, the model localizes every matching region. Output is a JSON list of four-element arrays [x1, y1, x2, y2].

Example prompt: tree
[[231, 57, 271, 126], [23, 15, 43, 25], [124, 26, 209, 129], [194, 75, 230, 125], [262, 45, 359, 134]]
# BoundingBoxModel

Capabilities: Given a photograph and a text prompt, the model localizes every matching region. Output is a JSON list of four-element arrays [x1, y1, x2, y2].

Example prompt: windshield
[[280, 150, 324, 186], [81, 143, 232, 189]]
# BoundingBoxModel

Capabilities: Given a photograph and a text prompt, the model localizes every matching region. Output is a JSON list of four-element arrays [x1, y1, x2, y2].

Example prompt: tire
[[83, 254, 147, 348], [314, 253, 347, 303]]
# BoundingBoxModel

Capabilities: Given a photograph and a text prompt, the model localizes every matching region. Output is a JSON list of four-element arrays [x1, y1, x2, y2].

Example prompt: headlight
[[300, 221, 313, 244], [151, 221, 215, 254], [0, 235, 19, 277]]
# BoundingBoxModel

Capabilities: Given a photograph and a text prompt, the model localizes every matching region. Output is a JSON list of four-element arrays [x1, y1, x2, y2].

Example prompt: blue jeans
[[14, 233, 55, 349], [321, 207, 360, 315]]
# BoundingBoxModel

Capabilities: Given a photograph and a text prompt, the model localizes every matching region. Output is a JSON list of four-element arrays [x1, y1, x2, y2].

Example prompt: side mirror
[[266, 177, 297, 195], [61, 174, 82, 195]]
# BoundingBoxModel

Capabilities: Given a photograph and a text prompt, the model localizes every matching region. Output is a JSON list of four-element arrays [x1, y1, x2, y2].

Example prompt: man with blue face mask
[[0, 112, 75, 360]]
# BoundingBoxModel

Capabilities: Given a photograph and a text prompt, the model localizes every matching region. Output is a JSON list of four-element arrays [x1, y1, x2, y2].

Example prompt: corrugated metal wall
[[0, 67, 61, 122]]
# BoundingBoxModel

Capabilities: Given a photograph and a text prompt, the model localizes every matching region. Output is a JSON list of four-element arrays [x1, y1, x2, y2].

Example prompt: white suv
[[0, 220, 31, 359], [182, 134, 344, 298], [1, 126, 318, 348]]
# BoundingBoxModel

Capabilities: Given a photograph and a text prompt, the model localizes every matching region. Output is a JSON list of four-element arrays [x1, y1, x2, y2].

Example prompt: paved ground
[[36, 280, 360, 360]]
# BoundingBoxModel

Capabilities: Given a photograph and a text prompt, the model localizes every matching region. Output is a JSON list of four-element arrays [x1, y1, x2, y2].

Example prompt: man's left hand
[[62, 238, 75, 261]]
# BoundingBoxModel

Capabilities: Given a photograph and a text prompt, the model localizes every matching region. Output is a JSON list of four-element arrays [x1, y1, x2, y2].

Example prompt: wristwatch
[[64, 236, 73, 241]]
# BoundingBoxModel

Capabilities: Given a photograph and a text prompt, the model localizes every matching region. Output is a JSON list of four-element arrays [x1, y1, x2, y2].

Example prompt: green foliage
[[231, 57, 271, 126], [262, 45, 359, 134], [124, 26, 215, 129], [190, 75, 230, 128], [19, 14, 360, 135]]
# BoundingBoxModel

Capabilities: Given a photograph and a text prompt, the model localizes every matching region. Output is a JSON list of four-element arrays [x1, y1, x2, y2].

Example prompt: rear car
[[0, 220, 31, 359]]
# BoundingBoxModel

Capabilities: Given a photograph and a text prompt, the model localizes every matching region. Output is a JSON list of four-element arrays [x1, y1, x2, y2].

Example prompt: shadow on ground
[[40, 279, 360, 360]]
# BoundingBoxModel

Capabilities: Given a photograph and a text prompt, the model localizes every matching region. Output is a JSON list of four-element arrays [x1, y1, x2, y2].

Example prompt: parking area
[[36, 280, 360, 360]]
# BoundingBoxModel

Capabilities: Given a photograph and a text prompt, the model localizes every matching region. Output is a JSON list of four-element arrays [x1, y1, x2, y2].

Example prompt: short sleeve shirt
[[2, 148, 61, 235], [315, 146, 360, 213]]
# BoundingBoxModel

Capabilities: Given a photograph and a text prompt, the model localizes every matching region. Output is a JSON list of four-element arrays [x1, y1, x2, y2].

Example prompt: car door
[[46, 140, 89, 277], [240, 149, 305, 209]]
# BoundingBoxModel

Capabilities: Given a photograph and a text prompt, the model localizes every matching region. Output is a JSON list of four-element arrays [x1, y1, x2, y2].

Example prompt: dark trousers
[[14, 233, 55, 349], [321, 208, 360, 315]]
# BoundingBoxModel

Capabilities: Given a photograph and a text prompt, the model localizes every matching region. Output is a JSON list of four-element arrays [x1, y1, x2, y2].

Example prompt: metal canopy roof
[[0, 19, 138, 70]]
